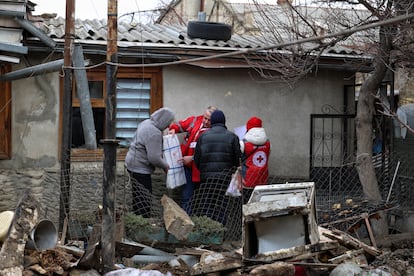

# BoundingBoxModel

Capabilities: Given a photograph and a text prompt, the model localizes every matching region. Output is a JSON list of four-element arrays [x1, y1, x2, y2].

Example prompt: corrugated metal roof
[[40, 17, 257, 48], [37, 16, 364, 56], [155, 1, 374, 56]]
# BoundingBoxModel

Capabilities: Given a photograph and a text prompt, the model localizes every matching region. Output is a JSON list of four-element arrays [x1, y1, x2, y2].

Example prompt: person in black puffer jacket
[[193, 110, 241, 225]]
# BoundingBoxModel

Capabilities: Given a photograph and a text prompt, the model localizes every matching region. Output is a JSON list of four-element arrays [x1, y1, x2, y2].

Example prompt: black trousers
[[128, 171, 152, 218]]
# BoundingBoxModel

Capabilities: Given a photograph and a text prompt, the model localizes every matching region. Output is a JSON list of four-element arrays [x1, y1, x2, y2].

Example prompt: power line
[[63, 13, 414, 70]]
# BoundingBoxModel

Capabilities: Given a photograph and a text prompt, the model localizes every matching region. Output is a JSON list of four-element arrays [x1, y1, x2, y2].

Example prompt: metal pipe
[[140, 247, 172, 256], [131, 255, 176, 265], [386, 160, 400, 204], [0, 9, 25, 17], [73, 45, 97, 150], [0, 59, 63, 81], [14, 18, 56, 49], [0, 42, 27, 54]]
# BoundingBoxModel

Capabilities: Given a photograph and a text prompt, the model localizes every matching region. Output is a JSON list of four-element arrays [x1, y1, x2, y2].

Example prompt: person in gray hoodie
[[125, 107, 175, 217]]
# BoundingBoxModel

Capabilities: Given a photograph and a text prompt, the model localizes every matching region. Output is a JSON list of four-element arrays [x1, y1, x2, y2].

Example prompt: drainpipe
[[0, 59, 63, 81], [73, 45, 97, 150]]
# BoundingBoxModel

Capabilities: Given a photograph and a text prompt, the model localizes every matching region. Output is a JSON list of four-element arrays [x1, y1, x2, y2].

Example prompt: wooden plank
[[70, 148, 127, 162], [320, 227, 381, 256], [0, 64, 11, 159], [285, 250, 330, 262], [364, 216, 377, 248], [60, 216, 68, 245], [56, 244, 85, 258], [191, 257, 242, 275], [328, 248, 365, 264], [319, 213, 366, 227], [115, 241, 144, 258]]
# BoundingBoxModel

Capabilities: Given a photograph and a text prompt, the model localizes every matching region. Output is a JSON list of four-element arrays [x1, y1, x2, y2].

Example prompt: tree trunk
[[355, 23, 393, 236], [356, 80, 382, 201]]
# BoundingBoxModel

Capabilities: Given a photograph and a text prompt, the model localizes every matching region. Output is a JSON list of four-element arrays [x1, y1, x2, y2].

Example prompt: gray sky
[[32, 0, 260, 20], [33, 0, 164, 20]]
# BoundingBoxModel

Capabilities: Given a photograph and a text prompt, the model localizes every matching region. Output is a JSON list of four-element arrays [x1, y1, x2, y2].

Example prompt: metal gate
[[309, 113, 361, 195]]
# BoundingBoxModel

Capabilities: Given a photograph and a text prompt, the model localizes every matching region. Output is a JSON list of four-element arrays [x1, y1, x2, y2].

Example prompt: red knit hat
[[246, 116, 262, 131]]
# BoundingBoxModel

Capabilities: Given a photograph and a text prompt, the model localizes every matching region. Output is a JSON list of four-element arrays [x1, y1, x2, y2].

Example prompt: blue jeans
[[182, 166, 194, 215]]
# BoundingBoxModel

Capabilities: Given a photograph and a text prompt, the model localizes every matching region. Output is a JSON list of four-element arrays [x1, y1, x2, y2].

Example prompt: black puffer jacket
[[194, 124, 241, 182]]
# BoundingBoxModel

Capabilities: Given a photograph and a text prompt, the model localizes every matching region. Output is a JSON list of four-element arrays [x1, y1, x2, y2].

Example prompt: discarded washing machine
[[242, 182, 319, 261]]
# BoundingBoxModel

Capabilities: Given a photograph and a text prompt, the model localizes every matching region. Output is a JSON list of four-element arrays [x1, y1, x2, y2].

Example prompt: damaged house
[[0, 0, 413, 266]]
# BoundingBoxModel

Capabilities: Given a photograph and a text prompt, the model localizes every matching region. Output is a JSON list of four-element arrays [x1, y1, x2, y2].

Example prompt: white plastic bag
[[226, 167, 242, 197], [163, 134, 186, 189]]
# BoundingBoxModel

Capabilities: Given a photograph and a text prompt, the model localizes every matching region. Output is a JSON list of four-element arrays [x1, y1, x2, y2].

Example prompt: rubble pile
[[9, 228, 413, 276], [1, 184, 413, 275]]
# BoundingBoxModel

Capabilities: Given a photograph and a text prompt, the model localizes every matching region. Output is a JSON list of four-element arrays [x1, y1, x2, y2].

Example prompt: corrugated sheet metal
[[38, 16, 363, 56], [41, 17, 262, 48]]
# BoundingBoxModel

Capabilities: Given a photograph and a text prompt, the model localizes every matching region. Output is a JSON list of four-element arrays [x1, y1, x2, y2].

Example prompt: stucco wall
[[0, 62, 344, 179], [163, 65, 345, 179], [1, 66, 60, 169]]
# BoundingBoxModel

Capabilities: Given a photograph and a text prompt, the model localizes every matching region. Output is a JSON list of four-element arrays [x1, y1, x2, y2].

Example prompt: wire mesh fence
[[32, 149, 414, 248]]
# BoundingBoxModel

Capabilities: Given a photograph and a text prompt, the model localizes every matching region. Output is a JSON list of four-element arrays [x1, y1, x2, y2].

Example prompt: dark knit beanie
[[210, 110, 226, 125]]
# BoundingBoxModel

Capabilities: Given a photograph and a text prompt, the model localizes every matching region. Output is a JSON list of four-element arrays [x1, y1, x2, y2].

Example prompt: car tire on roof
[[187, 21, 232, 41]]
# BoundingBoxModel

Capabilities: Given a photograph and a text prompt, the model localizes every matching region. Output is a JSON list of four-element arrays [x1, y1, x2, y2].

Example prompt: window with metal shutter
[[116, 78, 151, 141]]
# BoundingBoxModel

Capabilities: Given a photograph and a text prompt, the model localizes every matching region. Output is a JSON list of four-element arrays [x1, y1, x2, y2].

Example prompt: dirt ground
[[369, 239, 414, 275]]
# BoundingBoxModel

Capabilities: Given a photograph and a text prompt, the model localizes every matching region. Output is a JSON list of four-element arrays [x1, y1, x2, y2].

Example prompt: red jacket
[[241, 127, 271, 188], [169, 115, 208, 182]]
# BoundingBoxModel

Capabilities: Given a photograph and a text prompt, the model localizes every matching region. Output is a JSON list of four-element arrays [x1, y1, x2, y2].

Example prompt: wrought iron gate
[[309, 113, 361, 195]]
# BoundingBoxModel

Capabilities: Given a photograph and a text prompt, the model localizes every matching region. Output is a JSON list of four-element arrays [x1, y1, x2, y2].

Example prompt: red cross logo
[[253, 151, 267, 167]]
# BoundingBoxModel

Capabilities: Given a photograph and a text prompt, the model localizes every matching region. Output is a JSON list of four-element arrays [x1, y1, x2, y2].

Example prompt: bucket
[[28, 219, 58, 251]]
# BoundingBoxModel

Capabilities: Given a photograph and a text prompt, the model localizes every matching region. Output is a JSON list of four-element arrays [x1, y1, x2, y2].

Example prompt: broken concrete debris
[[0, 185, 412, 275], [161, 194, 194, 241]]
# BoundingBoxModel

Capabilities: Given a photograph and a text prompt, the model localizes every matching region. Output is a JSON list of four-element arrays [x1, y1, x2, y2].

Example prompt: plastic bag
[[226, 167, 242, 197], [163, 134, 186, 189]]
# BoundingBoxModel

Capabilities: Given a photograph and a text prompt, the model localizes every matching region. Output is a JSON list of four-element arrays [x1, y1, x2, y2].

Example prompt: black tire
[[187, 21, 232, 41]]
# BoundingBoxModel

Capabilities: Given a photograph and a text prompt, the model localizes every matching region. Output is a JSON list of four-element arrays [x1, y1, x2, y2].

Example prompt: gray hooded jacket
[[125, 107, 175, 174]]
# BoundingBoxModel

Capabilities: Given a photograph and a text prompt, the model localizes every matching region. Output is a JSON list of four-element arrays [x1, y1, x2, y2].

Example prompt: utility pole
[[60, 0, 75, 240], [101, 0, 118, 272]]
